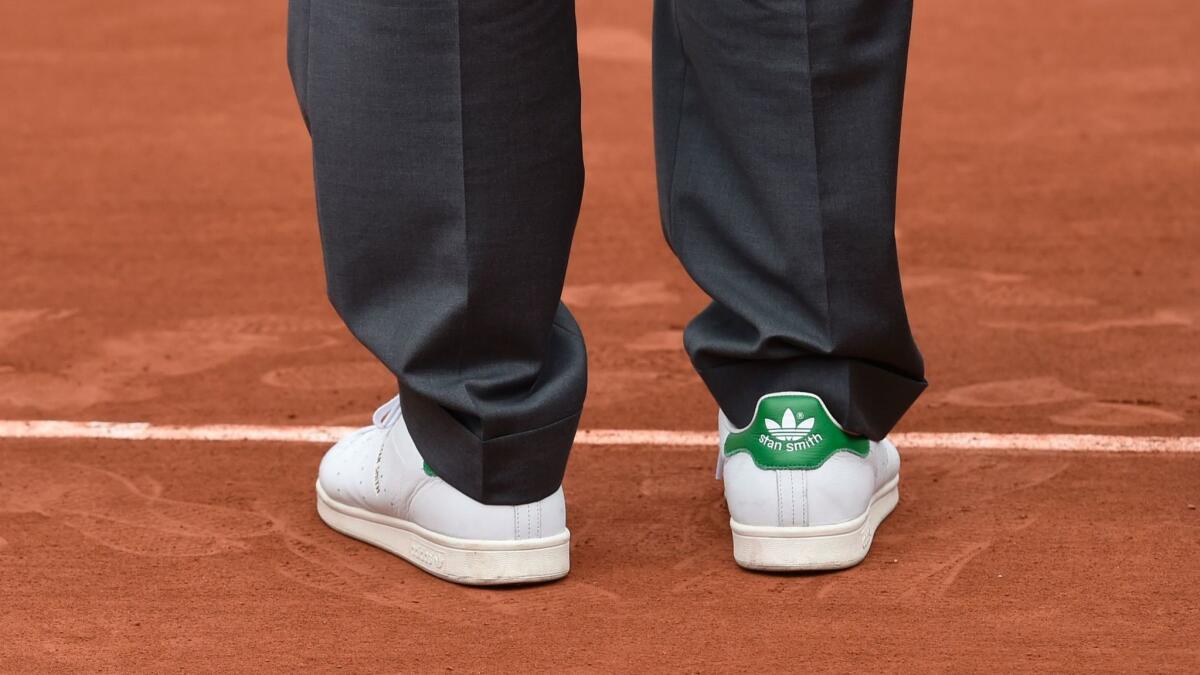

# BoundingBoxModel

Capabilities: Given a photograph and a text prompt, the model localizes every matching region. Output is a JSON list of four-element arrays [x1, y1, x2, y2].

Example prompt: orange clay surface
[[1, 0, 1198, 671]]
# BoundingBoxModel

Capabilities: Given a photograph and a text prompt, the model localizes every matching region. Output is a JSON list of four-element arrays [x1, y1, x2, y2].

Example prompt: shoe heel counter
[[722, 454, 789, 527], [722, 393, 870, 471], [803, 453, 879, 526], [514, 488, 567, 540], [409, 482, 567, 542]]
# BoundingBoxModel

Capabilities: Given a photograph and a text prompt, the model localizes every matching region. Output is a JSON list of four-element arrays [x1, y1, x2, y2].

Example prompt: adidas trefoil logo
[[764, 409, 815, 440], [760, 408, 824, 452]]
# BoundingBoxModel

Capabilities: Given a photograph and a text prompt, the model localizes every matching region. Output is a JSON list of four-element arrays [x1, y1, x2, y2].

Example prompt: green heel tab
[[723, 392, 869, 470]]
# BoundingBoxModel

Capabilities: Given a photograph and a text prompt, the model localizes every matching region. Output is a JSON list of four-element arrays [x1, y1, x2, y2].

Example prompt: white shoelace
[[342, 395, 402, 444], [371, 395, 403, 429]]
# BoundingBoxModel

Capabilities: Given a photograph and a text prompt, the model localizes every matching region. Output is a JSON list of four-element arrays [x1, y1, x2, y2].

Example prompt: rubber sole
[[729, 475, 900, 571], [315, 482, 570, 586]]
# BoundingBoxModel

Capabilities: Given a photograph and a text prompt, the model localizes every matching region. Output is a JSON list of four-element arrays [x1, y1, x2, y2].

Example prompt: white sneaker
[[716, 392, 900, 571], [315, 396, 570, 585]]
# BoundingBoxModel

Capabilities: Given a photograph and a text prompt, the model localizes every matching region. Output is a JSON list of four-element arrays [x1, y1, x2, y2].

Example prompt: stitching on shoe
[[776, 472, 783, 527], [800, 470, 808, 527], [790, 471, 797, 526]]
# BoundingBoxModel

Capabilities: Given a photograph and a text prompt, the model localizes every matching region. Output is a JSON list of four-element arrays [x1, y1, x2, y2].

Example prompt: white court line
[[0, 419, 1198, 453]]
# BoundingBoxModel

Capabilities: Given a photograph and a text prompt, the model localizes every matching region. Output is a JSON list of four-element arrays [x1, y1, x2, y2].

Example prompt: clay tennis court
[[2, 0, 1198, 670]]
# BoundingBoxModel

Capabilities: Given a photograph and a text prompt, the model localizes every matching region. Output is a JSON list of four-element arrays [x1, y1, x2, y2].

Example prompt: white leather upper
[[718, 410, 899, 527], [317, 398, 567, 541]]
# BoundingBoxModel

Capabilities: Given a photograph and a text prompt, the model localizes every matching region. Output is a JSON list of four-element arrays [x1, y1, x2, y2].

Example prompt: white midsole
[[315, 481, 570, 585], [729, 475, 900, 571]]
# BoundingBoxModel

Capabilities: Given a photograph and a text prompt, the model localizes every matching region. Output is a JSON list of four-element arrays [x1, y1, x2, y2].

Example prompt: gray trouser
[[287, 0, 925, 505]]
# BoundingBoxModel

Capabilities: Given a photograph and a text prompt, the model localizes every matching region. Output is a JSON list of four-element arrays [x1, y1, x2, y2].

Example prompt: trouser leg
[[652, 0, 925, 437], [287, 0, 586, 504]]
